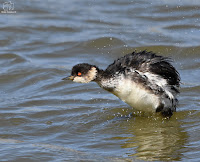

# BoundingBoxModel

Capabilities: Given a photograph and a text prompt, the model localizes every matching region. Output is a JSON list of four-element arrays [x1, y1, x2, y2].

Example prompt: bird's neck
[[93, 67, 114, 91], [94, 68, 117, 92], [94, 68, 104, 82]]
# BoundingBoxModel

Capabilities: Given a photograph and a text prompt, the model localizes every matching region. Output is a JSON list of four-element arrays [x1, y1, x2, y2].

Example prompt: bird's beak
[[62, 76, 74, 81]]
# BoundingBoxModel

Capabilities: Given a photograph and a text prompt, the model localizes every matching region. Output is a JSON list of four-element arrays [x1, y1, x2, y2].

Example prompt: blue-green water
[[0, 0, 200, 161]]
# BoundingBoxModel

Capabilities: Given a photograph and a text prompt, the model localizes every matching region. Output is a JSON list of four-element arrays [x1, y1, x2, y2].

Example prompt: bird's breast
[[99, 76, 160, 112]]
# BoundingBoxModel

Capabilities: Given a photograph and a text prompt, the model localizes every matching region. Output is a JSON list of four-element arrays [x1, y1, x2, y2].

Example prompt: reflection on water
[[122, 115, 187, 161], [108, 108, 190, 161]]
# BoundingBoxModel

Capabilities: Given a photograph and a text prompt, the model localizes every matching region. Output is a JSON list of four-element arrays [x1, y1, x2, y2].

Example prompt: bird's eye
[[77, 72, 82, 76]]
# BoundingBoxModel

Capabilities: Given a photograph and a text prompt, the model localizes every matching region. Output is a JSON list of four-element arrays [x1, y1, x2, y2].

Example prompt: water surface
[[0, 0, 200, 161]]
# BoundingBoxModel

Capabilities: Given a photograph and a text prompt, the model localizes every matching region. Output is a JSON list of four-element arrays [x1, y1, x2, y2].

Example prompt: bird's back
[[105, 51, 180, 88]]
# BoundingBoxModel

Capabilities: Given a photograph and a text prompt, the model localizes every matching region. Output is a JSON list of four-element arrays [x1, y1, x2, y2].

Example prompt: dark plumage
[[105, 51, 180, 88]]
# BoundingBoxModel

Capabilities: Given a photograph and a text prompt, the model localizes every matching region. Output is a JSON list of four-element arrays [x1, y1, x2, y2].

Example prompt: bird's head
[[62, 63, 98, 83]]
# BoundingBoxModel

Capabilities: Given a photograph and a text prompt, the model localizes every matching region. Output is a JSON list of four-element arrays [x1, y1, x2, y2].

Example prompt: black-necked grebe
[[63, 51, 180, 117]]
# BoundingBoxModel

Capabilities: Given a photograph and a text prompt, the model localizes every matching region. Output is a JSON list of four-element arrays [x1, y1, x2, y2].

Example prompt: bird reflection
[[112, 111, 188, 161]]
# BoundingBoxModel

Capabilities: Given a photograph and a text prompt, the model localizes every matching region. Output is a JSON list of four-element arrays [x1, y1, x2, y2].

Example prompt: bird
[[62, 51, 180, 117]]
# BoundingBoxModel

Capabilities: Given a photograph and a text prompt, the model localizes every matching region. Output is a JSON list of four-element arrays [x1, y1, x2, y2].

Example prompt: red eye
[[78, 72, 82, 76]]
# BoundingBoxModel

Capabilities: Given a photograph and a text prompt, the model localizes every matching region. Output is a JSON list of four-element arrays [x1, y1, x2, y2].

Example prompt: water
[[0, 0, 200, 161]]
